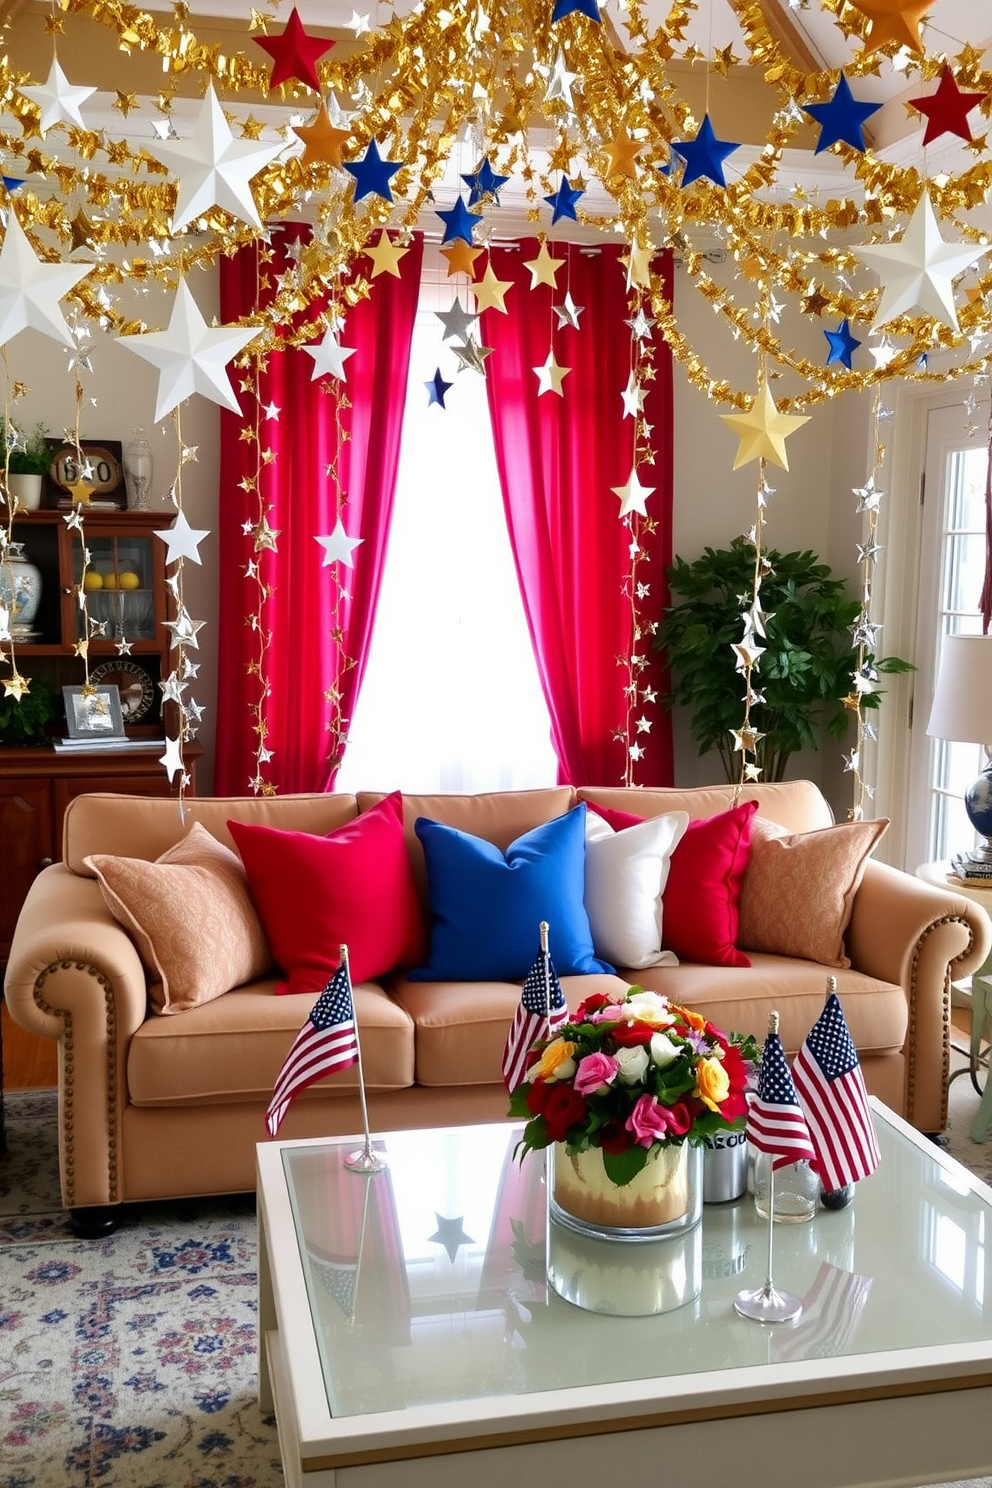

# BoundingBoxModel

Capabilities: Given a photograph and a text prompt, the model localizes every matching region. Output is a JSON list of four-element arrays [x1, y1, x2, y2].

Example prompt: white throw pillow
[[583, 810, 689, 969]]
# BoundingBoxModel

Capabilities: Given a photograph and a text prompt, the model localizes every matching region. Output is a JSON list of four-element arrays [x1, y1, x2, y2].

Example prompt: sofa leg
[[69, 1205, 121, 1238]]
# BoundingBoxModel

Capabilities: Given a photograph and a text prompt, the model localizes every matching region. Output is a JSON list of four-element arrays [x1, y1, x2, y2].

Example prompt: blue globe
[[966, 769, 992, 838]]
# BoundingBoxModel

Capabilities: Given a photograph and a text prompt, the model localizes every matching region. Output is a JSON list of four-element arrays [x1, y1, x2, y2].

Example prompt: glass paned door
[[906, 404, 987, 869]]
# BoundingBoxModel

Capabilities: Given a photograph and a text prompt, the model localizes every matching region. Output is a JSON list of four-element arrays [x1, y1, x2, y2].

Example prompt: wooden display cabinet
[[0, 510, 201, 963]]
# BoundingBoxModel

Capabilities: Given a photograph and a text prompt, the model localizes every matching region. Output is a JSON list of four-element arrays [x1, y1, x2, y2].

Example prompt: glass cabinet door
[[74, 533, 157, 644]]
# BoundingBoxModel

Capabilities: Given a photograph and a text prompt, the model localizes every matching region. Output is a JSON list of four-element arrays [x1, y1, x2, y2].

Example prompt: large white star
[[145, 81, 285, 234], [854, 192, 990, 332], [159, 735, 185, 782], [155, 509, 210, 566], [0, 212, 92, 349], [304, 327, 356, 381], [315, 519, 363, 569], [612, 466, 655, 517], [20, 58, 95, 135], [117, 281, 257, 421], [533, 350, 570, 396]]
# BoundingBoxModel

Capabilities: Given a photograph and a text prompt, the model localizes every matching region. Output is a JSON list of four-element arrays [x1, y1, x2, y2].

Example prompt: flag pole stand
[[734, 1161, 803, 1323], [339, 945, 388, 1176]]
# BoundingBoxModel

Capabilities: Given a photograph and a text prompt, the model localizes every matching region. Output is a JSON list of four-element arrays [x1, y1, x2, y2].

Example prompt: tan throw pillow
[[736, 816, 889, 969], [85, 822, 275, 1015]]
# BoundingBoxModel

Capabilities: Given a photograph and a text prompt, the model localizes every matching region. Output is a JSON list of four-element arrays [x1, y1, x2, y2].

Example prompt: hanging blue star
[[552, 0, 601, 20], [3, 176, 25, 193], [425, 368, 452, 407], [671, 114, 740, 187], [344, 139, 402, 203], [544, 176, 584, 224], [435, 195, 483, 244], [803, 74, 881, 155], [461, 156, 510, 206], [823, 318, 862, 368]]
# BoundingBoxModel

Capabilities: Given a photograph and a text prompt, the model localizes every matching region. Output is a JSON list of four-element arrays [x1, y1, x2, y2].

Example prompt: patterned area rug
[[0, 1089, 282, 1488], [3, 1079, 992, 1488]]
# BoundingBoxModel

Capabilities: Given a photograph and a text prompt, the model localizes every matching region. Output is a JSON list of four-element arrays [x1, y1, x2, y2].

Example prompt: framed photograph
[[62, 684, 126, 740], [46, 439, 125, 510]]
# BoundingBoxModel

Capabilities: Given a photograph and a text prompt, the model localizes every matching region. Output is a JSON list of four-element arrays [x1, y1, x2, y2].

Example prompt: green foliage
[[0, 674, 58, 744], [656, 538, 914, 782], [5, 421, 51, 476]]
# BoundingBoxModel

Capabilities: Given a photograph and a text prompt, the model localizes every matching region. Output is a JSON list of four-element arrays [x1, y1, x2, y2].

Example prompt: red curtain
[[215, 226, 423, 794], [481, 242, 674, 786]]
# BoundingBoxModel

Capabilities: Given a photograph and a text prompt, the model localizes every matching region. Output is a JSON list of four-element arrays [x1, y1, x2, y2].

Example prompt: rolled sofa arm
[[846, 858, 992, 1131], [3, 864, 148, 1208]]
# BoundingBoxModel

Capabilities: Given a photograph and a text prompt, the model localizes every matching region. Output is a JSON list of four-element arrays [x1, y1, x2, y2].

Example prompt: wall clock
[[88, 660, 156, 722]]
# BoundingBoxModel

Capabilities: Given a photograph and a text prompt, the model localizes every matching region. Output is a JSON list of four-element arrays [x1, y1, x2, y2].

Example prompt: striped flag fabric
[[746, 1026, 816, 1170], [266, 962, 359, 1137], [771, 1261, 874, 1364], [792, 990, 881, 1191], [501, 928, 569, 1093]]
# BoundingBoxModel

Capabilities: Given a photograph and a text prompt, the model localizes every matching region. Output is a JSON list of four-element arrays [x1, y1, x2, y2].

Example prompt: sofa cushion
[[618, 956, 907, 1059], [586, 799, 758, 966], [85, 822, 276, 1016], [737, 817, 890, 969], [410, 804, 613, 981], [584, 809, 688, 968], [127, 980, 415, 1104], [391, 972, 631, 1086], [228, 791, 424, 995]]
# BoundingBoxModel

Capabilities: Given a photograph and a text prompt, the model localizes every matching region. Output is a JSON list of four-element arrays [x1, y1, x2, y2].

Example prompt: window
[[336, 247, 558, 794]]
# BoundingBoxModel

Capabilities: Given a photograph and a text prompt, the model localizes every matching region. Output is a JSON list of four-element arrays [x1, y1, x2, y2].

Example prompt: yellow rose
[[533, 1039, 577, 1082], [694, 1055, 730, 1112]]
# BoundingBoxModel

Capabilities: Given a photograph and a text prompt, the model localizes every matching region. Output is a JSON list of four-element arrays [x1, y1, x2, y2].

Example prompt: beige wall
[[10, 256, 877, 808]]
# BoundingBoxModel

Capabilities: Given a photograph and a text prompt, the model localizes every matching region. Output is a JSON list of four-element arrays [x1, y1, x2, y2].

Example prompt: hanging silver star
[[435, 296, 479, 342], [451, 336, 494, 374], [553, 291, 584, 330], [429, 1214, 474, 1262]]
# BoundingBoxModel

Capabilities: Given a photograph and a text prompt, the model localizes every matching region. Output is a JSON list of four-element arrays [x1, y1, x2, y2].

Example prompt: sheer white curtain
[[335, 253, 558, 795]]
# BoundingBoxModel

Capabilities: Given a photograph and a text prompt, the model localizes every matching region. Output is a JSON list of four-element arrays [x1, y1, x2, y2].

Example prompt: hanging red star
[[909, 65, 988, 146], [254, 6, 335, 92]]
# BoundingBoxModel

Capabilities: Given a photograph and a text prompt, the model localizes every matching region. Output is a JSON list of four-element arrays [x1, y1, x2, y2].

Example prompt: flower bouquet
[[508, 987, 752, 1233]]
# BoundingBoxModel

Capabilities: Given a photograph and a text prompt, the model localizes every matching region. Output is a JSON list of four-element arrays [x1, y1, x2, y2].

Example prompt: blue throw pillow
[[409, 804, 614, 981]]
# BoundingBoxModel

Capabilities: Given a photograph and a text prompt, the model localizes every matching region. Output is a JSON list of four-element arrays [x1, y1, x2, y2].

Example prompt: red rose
[[609, 1020, 656, 1047], [526, 1078, 552, 1116], [575, 991, 612, 1020], [719, 1089, 748, 1121], [599, 1118, 633, 1154], [541, 1083, 588, 1141], [720, 1043, 749, 1091]]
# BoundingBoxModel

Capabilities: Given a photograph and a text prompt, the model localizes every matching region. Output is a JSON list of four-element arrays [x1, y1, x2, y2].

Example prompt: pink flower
[[574, 1051, 618, 1096], [625, 1094, 692, 1147]]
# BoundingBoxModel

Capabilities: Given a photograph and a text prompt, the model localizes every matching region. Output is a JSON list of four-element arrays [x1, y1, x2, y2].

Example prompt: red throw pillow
[[228, 791, 424, 994], [588, 800, 757, 966]]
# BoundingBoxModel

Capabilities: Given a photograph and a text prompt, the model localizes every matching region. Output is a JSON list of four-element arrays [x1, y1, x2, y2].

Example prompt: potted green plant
[[656, 538, 913, 782], [0, 673, 58, 745], [4, 420, 51, 510]]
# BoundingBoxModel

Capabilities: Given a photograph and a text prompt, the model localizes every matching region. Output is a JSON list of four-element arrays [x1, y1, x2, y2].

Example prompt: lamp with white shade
[[926, 632, 992, 866]]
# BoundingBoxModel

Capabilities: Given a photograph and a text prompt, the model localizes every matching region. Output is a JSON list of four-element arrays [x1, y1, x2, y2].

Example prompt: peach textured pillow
[[736, 816, 889, 969], [85, 822, 275, 1015]]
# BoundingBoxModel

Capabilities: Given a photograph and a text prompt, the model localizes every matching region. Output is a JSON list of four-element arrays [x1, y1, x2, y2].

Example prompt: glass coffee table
[[257, 1102, 992, 1487]]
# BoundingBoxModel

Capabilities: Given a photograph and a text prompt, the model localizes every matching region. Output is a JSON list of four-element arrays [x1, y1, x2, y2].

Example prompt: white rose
[[623, 991, 675, 1027], [615, 1045, 650, 1085], [649, 1031, 682, 1068]]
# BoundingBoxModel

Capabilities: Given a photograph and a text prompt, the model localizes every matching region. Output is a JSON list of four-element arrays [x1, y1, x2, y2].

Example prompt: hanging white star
[[159, 735, 185, 782], [621, 372, 646, 418], [611, 466, 654, 516], [118, 281, 256, 421], [854, 191, 990, 333], [0, 212, 92, 349], [163, 607, 205, 649], [533, 349, 570, 396], [145, 81, 285, 234], [155, 509, 210, 566], [869, 339, 899, 369], [553, 291, 584, 330], [541, 50, 578, 108], [303, 326, 356, 381], [20, 58, 95, 135], [315, 519, 363, 569]]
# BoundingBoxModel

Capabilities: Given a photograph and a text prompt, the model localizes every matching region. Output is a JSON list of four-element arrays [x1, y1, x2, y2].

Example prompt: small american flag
[[501, 924, 569, 1093], [793, 991, 881, 1191], [746, 1025, 816, 1170], [771, 1261, 874, 1364], [266, 962, 359, 1137]]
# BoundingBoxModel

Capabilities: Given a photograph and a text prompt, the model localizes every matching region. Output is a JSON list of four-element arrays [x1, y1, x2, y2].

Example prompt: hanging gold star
[[254, 517, 280, 552], [523, 241, 564, 289], [364, 230, 409, 278], [113, 90, 138, 116], [472, 263, 513, 312], [64, 476, 95, 504], [441, 240, 483, 277], [2, 673, 29, 699], [69, 209, 97, 252], [719, 381, 811, 472], [603, 128, 644, 179], [292, 103, 351, 168], [847, 0, 934, 54]]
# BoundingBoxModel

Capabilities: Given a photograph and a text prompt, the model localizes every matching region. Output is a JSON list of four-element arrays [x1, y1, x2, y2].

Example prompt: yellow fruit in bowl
[[102, 573, 118, 589], [82, 571, 103, 591], [118, 571, 141, 590]]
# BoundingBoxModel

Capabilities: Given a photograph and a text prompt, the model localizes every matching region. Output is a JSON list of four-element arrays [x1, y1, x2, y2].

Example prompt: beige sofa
[[4, 778, 990, 1233]]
